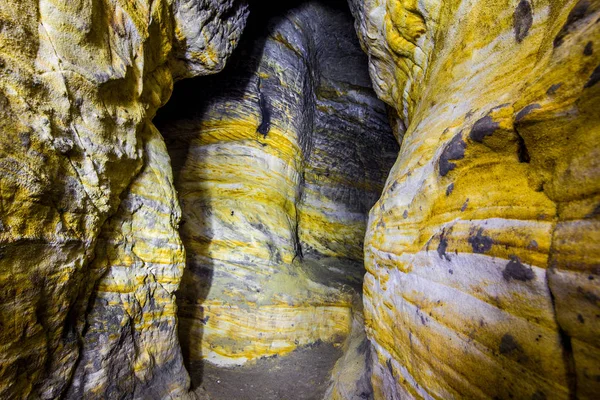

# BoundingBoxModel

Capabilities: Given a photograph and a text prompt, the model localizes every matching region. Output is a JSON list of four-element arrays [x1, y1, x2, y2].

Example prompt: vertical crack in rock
[[547, 214, 579, 400]]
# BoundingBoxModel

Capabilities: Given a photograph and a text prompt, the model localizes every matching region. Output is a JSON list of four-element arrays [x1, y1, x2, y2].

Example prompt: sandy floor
[[190, 342, 342, 400]]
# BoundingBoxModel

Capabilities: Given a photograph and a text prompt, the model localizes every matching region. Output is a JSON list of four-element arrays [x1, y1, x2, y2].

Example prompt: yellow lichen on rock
[[351, 0, 600, 398]]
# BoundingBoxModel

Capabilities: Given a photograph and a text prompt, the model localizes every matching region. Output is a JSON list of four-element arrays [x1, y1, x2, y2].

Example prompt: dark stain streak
[[446, 183, 454, 196], [257, 78, 271, 136], [584, 65, 600, 88], [468, 228, 493, 253], [516, 104, 541, 121], [554, 0, 591, 47], [470, 115, 499, 143], [439, 132, 466, 176], [503, 256, 535, 281], [513, 0, 533, 43], [584, 41, 593, 55], [437, 229, 451, 261], [461, 199, 469, 212]]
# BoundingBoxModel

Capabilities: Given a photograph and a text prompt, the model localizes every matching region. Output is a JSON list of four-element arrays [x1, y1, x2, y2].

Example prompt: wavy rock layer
[[156, 0, 398, 373], [0, 0, 247, 398], [350, 0, 600, 398]]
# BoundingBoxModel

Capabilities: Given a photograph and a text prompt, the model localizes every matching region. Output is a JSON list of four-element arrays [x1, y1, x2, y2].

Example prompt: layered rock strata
[[156, 0, 398, 374], [350, 0, 600, 398], [0, 0, 247, 398]]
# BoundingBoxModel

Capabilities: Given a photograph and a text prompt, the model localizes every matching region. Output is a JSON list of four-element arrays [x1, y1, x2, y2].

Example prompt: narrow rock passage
[[154, 0, 398, 398]]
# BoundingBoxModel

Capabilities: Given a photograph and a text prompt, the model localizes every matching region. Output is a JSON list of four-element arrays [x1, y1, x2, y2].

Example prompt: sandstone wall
[[350, 0, 600, 398], [156, 0, 398, 370], [0, 1, 247, 398]]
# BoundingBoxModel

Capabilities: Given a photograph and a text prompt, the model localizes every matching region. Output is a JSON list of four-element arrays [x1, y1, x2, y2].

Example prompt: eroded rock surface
[[350, 0, 600, 398], [155, 0, 398, 392], [0, 0, 247, 398]]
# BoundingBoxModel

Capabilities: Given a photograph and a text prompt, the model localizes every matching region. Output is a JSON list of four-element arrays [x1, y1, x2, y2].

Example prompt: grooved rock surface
[[155, 0, 398, 380], [350, 0, 600, 398], [0, 0, 247, 398]]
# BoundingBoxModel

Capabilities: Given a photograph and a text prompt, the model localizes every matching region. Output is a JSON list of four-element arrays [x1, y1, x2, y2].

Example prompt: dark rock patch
[[468, 228, 493, 253], [446, 183, 454, 196], [503, 256, 535, 281], [437, 229, 451, 261], [499, 333, 529, 363], [499, 333, 522, 354], [470, 115, 499, 143], [513, 0, 533, 43], [439, 133, 466, 176], [257, 90, 271, 136]]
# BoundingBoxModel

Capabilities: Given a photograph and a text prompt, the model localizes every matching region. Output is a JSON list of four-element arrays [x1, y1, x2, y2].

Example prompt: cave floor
[[191, 342, 342, 400]]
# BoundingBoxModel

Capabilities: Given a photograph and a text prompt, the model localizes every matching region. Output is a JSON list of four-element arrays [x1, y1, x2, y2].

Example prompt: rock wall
[[2, 0, 598, 398], [0, 0, 247, 398], [350, 0, 600, 398], [155, 0, 398, 371]]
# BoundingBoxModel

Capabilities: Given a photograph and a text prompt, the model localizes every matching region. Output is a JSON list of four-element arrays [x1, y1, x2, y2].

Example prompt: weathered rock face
[[3, 0, 599, 398], [0, 0, 247, 398], [350, 0, 600, 398], [155, 0, 397, 376]]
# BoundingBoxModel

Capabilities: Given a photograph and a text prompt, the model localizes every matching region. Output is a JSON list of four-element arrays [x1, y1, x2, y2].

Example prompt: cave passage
[[154, 1, 399, 398]]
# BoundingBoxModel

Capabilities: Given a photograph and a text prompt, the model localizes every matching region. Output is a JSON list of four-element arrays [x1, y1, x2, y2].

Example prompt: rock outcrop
[[350, 0, 600, 398], [0, 0, 247, 398], [155, 0, 398, 379]]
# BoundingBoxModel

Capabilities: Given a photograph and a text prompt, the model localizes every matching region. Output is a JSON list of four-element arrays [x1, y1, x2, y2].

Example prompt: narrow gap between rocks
[[154, 1, 399, 398]]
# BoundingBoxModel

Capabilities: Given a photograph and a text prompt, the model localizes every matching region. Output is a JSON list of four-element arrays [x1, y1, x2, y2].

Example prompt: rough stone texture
[[0, 0, 247, 398], [155, 0, 398, 374], [350, 0, 600, 398]]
